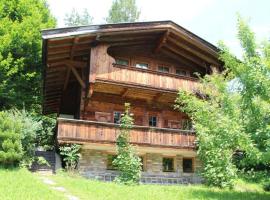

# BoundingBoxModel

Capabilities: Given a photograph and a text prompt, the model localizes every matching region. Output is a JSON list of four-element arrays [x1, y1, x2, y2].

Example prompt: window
[[107, 155, 117, 170], [176, 69, 187, 76], [139, 156, 145, 171], [158, 66, 169, 73], [135, 62, 148, 69], [182, 119, 193, 130], [113, 112, 121, 124], [115, 58, 129, 66], [149, 116, 157, 127], [163, 157, 174, 172], [183, 158, 193, 173]]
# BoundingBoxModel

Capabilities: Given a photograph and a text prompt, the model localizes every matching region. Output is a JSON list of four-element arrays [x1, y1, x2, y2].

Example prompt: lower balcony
[[57, 118, 196, 149]]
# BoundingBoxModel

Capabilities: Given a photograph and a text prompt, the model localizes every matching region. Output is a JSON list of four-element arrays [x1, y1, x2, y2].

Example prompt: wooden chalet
[[42, 21, 221, 184]]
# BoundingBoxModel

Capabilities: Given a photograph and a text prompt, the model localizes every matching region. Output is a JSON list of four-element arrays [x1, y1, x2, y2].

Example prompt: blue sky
[[47, 0, 270, 57]]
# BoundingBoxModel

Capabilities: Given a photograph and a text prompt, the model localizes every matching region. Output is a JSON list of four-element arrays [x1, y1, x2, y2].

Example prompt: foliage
[[113, 103, 141, 184], [0, 0, 56, 111], [106, 0, 140, 23], [59, 144, 81, 171], [175, 15, 270, 188], [64, 8, 93, 26], [0, 168, 65, 199], [263, 180, 270, 192], [0, 111, 23, 166], [219, 16, 270, 168], [175, 74, 253, 188], [35, 114, 56, 150], [0, 109, 45, 167]]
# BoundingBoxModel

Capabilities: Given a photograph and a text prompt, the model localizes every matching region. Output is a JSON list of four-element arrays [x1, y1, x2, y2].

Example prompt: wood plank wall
[[58, 119, 195, 148], [90, 44, 199, 91]]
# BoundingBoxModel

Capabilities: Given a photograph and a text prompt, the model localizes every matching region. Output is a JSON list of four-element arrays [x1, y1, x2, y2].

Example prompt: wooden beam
[[161, 47, 204, 72], [154, 30, 170, 53], [63, 67, 71, 91], [165, 41, 207, 67], [47, 60, 87, 68], [66, 63, 86, 89], [120, 88, 129, 97], [70, 37, 80, 59], [168, 34, 220, 65]]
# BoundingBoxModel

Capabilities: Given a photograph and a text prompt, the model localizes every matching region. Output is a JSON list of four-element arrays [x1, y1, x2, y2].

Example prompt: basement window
[[163, 157, 174, 172], [183, 158, 193, 173], [107, 155, 117, 170], [135, 62, 148, 69], [115, 58, 129, 66], [139, 156, 145, 171], [113, 111, 121, 124], [176, 69, 187, 76], [158, 66, 169, 73], [149, 116, 157, 127]]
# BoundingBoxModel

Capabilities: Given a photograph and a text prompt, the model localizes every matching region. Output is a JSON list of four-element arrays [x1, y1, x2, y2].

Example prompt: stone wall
[[78, 148, 202, 184]]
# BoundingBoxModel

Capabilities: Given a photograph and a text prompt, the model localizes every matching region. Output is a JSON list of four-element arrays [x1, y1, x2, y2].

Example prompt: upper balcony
[[57, 118, 196, 149], [90, 44, 201, 94]]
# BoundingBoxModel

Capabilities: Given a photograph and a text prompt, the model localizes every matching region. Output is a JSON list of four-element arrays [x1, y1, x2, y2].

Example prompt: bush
[[0, 111, 23, 166], [0, 109, 43, 167], [113, 103, 142, 184], [263, 180, 270, 192], [59, 144, 81, 171]]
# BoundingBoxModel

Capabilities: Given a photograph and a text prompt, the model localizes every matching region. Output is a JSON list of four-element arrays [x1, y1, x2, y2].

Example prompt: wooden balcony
[[95, 63, 199, 92], [57, 118, 196, 149]]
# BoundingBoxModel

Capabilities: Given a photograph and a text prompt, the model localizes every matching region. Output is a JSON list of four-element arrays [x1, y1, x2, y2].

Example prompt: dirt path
[[39, 174, 79, 200]]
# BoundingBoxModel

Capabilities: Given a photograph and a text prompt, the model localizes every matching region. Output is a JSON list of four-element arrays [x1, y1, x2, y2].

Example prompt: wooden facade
[[42, 21, 221, 182], [58, 118, 195, 148]]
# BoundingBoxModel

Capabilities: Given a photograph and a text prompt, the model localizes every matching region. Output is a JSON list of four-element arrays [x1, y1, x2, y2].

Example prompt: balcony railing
[[95, 63, 199, 92], [57, 118, 196, 148]]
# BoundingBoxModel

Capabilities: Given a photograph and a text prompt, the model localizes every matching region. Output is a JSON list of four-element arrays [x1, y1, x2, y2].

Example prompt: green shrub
[[263, 180, 270, 192], [59, 144, 81, 171], [0, 111, 23, 166], [113, 103, 142, 184], [0, 109, 43, 167]]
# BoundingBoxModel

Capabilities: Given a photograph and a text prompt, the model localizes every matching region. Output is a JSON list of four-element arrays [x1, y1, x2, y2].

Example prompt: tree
[[64, 8, 93, 27], [106, 0, 140, 23], [175, 74, 254, 188], [113, 103, 141, 184], [175, 16, 270, 187], [219, 16, 270, 168], [0, 0, 56, 111], [0, 109, 42, 167]]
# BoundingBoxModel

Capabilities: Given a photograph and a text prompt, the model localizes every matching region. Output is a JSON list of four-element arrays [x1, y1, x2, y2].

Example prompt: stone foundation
[[78, 148, 202, 184]]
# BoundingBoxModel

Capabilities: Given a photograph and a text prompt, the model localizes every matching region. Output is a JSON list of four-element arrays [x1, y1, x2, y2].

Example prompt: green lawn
[[0, 168, 269, 200], [51, 172, 270, 200], [0, 168, 65, 200]]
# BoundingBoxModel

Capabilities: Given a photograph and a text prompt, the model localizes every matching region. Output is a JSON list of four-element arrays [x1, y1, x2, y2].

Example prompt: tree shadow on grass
[[189, 188, 270, 200]]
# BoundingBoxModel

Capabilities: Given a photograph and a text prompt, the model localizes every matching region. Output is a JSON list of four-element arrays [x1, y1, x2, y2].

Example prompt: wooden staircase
[[31, 151, 56, 173]]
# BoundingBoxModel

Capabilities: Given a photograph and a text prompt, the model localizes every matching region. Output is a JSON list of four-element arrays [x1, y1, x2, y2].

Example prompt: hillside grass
[[51, 172, 270, 200], [0, 168, 269, 200], [0, 168, 65, 200]]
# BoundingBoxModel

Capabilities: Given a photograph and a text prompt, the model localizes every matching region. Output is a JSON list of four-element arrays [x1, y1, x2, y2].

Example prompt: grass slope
[[52, 173, 270, 200], [0, 168, 65, 200]]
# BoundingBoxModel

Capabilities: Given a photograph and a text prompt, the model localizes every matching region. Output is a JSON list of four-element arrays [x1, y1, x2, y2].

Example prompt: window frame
[[158, 65, 170, 73], [107, 154, 118, 170], [115, 58, 129, 66], [162, 157, 175, 172], [183, 157, 194, 173], [149, 116, 157, 127], [176, 69, 187, 76], [135, 62, 149, 69], [113, 111, 122, 124]]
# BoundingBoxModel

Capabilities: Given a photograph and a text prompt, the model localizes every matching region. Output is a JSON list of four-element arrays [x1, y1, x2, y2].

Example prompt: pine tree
[[106, 0, 140, 23], [64, 8, 93, 27]]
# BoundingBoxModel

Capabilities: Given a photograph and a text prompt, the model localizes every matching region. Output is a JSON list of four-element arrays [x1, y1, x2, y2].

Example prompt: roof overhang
[[42, 21, 221, 114]]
